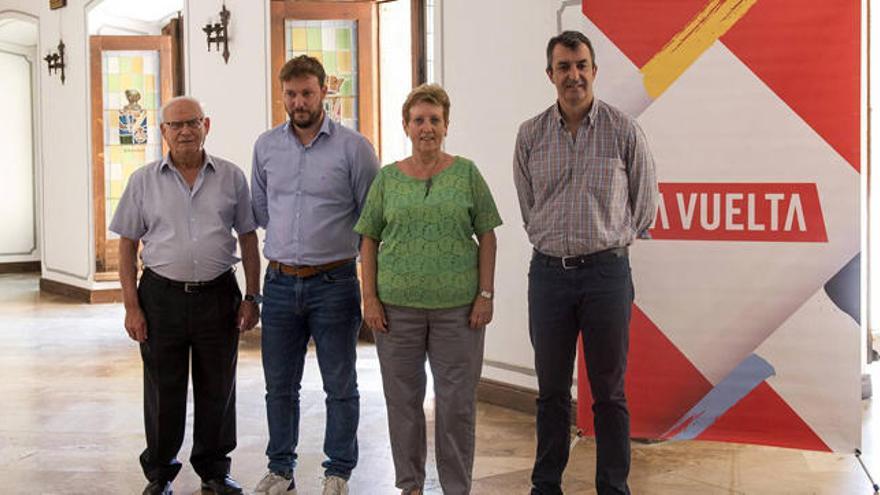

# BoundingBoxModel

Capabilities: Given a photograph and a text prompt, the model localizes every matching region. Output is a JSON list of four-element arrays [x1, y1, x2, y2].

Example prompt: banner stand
[[855, 449, 879, 493]]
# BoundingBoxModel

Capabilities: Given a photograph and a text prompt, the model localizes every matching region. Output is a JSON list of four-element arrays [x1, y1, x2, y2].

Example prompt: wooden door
[[270, 1, 379, 149], [90, 35, 173, 277]]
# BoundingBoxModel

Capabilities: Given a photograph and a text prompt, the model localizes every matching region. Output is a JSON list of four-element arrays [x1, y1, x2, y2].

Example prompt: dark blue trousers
[[528, 249, 633, 495]]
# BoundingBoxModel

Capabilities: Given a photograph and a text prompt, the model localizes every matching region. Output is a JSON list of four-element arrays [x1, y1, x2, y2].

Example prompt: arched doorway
[[0, 12, 40, 273]]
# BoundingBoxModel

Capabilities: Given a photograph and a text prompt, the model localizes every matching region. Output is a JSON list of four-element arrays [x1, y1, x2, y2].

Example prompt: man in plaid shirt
[[514, 31, 658, 495]]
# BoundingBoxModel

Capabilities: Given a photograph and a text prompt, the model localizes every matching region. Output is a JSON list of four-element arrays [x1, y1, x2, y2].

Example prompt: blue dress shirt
[[109, 153, 257, 282], [251, 116, 379, 265]]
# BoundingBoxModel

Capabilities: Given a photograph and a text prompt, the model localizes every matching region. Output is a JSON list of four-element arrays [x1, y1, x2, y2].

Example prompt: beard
[[289, 106, 323, 129]]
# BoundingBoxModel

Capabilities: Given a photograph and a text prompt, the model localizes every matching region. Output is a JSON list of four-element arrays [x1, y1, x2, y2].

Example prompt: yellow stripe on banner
[[641, 0, 758, 99]]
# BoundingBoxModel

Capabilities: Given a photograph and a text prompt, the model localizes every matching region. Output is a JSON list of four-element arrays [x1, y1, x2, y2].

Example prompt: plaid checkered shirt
[[513, 99, 659, 257]]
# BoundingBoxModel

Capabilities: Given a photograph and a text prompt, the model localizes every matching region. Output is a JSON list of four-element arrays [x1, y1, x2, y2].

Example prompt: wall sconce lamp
[[44, 39, 66, 84], [202, 3, 231, 64]]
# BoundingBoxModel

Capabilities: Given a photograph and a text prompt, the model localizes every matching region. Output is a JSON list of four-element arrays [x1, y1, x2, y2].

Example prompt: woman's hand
[[469, 296, 493, 329], [364, 295, 388, 332]]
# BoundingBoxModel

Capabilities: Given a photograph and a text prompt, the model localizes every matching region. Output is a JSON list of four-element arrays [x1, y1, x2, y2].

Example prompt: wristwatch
[[478, 289, 494, 300], [244, 293, 263, 304]]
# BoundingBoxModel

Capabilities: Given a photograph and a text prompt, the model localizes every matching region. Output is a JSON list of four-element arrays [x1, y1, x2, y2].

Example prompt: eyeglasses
[[163, 117, 204, 130]]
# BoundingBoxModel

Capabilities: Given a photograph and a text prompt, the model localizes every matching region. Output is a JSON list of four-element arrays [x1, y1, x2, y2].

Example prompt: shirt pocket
[[579, 156, 628, 223], [530, 160, 571, 203]]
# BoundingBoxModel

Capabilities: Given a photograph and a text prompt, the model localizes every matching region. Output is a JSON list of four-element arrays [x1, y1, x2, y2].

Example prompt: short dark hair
[[279, 55, 326, 87], [546, 31, 596, 71]]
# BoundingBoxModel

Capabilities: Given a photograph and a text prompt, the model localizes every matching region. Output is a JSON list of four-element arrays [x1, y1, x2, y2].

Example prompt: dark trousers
[[528, 250, 633, 495], [137, 269, 242, 483]]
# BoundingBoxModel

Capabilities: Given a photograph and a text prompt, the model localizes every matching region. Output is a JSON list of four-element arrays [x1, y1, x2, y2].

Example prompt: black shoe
[[201, 475, 244, 495], [143, 480, 172, 495]]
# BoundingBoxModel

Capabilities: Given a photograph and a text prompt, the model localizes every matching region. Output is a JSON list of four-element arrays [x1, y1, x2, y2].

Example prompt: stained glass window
[[101, 50, 162, 238], [285, 20, 359, 130]]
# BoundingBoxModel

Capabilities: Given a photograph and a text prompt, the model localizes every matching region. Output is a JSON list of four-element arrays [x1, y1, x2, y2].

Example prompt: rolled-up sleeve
[[233, 169, 258, 235], [626, 121, 659, 235], [351, 137, 380, 216], [251, 139, 269, 229], [109, 171, 146, 240]]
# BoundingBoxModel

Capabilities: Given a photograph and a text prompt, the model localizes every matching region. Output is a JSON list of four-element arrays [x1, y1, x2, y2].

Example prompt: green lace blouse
[[354, 156, 502, 309]]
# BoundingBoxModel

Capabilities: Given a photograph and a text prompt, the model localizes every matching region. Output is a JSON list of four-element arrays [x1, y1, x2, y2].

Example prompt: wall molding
[[40, 277, 121, 303], [0, 261, 40, 274], [477, 377, 578, 425]]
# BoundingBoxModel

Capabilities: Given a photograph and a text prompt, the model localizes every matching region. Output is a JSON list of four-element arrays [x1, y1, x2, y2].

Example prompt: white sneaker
[[322, 475, 349, 495], [254, 471, 296, 495]]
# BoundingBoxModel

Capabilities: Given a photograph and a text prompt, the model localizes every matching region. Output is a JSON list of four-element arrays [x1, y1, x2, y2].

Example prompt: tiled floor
[[0, 272, 877, 494]]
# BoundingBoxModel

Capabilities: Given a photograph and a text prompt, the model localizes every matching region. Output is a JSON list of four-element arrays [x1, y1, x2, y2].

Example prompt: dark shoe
[[201, 475, 244, 495], [143, 480, 172, 495]]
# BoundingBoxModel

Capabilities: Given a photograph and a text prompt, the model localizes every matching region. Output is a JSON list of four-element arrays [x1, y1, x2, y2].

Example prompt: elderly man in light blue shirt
[[251, 55, 379, 495], [111, 96, 261, 495]]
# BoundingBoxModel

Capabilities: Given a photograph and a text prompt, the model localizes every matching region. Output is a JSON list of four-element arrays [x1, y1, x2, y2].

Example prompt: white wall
[[35, 1, 92, 286], [441, 0, 562, 389], [185, 0, 269, 172], [378, 0, 411, 164], [0, 36, 38, 263]]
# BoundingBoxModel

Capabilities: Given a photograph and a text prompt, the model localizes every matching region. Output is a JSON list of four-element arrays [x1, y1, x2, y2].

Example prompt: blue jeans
[[261, 260, 362, 479], [528, 249, 633, 495]]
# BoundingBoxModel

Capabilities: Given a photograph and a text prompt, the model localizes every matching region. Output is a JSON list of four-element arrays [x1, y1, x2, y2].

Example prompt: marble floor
[[0, 272, 878, 494]]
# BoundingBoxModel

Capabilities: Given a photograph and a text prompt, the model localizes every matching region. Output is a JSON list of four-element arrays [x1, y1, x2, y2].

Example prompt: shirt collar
[[553, 98, 599, 130], [160, 151, 215, 172], [283, 112, 334, 144]]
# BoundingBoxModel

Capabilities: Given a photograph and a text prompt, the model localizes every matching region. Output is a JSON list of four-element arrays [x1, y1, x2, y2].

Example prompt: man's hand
[[237, 300, 260, 332], [469, 296, 493, 329], [363, 295, 387, 332], [124, 306, 148, 342]]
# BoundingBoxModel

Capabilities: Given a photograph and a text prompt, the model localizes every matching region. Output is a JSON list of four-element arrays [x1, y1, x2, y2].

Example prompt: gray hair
[[159, 96, 205, 123], [546, 30, 596, 71]]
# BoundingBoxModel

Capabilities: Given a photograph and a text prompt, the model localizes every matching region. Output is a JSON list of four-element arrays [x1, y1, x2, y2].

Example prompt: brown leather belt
[[268, 258, 354, 278]]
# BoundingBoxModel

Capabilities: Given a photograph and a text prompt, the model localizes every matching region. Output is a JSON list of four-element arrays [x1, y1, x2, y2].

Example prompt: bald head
[[159, 96, 211, 163], [160, 96, 205, 123]]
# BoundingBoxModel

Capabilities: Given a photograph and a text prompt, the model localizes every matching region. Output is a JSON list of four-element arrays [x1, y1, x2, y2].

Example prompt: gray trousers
[[376, 304, 485, 495]]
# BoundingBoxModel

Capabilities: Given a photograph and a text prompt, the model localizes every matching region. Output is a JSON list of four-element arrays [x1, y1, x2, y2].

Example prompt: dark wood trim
[[0, 261, 40, 274], [410, 0, 425, 86], [161, 14, 185, 96], [477, 378, 537, 415], [477, 378, 578, 425], [40, 278, 123, 304]]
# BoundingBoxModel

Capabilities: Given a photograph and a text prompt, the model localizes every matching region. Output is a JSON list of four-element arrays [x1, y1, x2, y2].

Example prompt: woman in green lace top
[[354, 84, 502, 495]]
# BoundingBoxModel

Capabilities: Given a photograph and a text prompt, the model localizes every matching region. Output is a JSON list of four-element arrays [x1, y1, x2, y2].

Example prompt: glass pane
[[101, 50, 163, 239], [285, 19, 359, 130]]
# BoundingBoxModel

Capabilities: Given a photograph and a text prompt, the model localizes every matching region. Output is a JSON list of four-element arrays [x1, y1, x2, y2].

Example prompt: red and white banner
[[568, 0, 862, 452]]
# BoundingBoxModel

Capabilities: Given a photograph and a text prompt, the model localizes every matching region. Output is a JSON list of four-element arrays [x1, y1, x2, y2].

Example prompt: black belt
[[142, 268, 233, 293], [534, 247, 628, 270]]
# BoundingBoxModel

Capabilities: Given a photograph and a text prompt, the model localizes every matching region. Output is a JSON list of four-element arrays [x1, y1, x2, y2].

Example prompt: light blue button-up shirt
[[109, 153, 257, 282], [251, 116, 379, 265]]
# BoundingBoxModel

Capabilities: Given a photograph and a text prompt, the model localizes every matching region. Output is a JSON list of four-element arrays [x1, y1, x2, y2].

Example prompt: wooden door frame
[[270, 0, 380, 149], [89, 35, 173, 276], [410, 0, 426, 86]]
